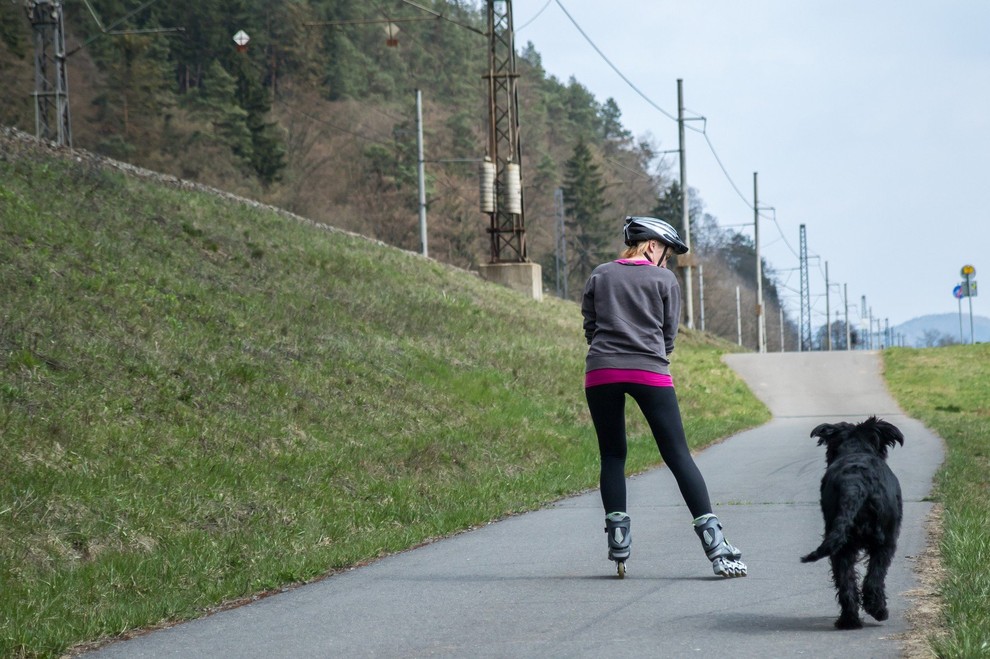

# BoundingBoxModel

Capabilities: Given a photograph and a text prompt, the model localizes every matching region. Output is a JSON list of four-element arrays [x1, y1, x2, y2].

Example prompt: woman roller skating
[[581, 216, 747, 579]]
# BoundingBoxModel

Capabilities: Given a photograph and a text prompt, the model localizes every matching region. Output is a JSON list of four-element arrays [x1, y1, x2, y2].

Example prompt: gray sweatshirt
[[581, 259, 681, 375]]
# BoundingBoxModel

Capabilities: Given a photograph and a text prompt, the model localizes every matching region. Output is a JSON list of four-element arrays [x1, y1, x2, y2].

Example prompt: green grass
[[883, 345, 990, 657], [0, 144, 769, 657]]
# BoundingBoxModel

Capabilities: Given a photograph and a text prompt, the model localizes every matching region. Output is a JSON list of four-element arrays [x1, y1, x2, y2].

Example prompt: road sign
[[961, 264, 976, 277], [955, 281, 978, 297], [233, 30, 250, 52]]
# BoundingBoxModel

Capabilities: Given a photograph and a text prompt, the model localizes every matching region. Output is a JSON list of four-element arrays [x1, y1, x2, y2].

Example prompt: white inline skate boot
[[605, 512, 631, 578], [693, 513, 747, 578]]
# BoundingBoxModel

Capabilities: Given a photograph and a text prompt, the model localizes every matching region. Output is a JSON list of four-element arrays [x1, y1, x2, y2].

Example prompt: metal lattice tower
[[484, 0, 526, 262], [26, 0, 72, 146], [799, 224, 812, 351]]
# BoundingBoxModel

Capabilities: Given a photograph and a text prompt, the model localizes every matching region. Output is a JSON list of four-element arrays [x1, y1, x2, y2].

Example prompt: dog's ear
[[871, 417, 904, 457], [810, 423, 840, 447]]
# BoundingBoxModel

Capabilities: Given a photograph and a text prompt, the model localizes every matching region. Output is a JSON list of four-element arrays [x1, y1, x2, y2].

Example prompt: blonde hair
[[620, 240, 651, 259]]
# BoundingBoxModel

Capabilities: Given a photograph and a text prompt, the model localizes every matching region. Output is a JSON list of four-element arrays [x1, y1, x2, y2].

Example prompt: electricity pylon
[[483, 0, 526, 263], [26, 0, 72, 146]]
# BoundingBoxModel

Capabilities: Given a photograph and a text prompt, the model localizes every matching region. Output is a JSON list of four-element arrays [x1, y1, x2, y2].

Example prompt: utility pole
[[844, 283, 851, 350], [554, 187, 567, 298], [779, 307, 785, 352], [799, 224, 811, 351], [754, 172, 765, 353], [26, 0, 71, 146], [825, 261, 832, 351], [699, 264, 706, 332], [868, 307, 875, 350], [736, 286, 742, 346], [415, 89, 427, 257], [677, 79, 695, 329], [861, 296, 868, 350]]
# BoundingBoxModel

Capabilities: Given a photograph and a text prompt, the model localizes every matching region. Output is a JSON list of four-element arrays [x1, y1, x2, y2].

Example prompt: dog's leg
[[862, 543, 895, 621], [802, 489, 867, 564], [830, 548, 862, 629]]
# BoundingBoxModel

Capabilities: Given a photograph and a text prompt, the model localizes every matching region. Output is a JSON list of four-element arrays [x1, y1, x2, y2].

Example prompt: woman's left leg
[[585, 383, 629, 514]]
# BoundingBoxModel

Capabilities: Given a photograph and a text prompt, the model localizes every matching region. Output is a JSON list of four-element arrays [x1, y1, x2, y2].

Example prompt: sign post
[[960, 265, 977, 344], [953, 284, 964, 343]]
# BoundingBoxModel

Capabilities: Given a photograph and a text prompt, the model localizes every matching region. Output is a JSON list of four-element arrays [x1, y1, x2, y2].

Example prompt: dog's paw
[[869, 607, 889, 621], [834, 614, 863, 630], [863, 598, 888, 621], [800, 552, 817, 563]]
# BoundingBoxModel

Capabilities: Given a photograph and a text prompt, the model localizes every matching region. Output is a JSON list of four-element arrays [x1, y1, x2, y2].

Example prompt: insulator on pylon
[[479, 158, 496, 213], [504, 162, 521, 215]]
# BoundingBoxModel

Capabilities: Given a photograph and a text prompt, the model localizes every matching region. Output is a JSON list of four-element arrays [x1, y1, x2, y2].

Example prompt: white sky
[[513, 0, 988, 329]]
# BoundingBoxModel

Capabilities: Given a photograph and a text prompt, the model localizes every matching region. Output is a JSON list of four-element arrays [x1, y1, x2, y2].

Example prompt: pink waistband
[[585, 368, 673, 388]]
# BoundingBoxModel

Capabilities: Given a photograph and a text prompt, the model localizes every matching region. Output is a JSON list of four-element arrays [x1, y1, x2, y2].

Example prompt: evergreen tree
[[563, 137, 611, 291], [563, 77, 602, 137], [651, 181, 683, 230], [600, 97, 632, 152], [91, 31, 175, 156], [191, 60, 253, 161], [230, 54, 286, 185]]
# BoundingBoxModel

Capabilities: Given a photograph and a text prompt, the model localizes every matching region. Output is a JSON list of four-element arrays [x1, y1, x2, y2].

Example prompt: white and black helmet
[[622, 216, 689, 254]]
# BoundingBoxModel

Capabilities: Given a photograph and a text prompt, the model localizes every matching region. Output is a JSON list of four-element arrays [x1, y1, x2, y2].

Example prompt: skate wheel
[[616, 561, 625, 578]]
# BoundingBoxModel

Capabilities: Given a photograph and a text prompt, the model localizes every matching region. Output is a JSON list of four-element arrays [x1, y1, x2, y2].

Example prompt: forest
[[0, 0, 801, 350]]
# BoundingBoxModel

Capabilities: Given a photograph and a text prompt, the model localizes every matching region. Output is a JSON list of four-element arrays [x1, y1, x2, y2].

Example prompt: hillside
[[0, 0, 798, 352], [894, 313, 990, 347], [0, 128, 768, 655]]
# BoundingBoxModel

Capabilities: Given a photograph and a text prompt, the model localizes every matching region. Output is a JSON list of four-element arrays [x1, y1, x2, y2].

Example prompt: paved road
[[88, 351, 944, 658]]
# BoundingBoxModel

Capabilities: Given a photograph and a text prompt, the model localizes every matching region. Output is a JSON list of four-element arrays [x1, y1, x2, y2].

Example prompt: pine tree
[[191, 60, 253, 161], [563, 137, 611, 292], [600, 97, 632, 154], [651, 181, 683, 231], [91, 31, 175, 156]]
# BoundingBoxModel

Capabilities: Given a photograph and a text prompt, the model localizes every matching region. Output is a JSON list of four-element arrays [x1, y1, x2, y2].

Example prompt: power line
[[547, 1, 801, 265], [275, 100, 399, 148], [699, 128, 750, 207], [551, 0, 678, 122], [515, 0, 553, 31], [604, 156, 655, 182], [396, 0, 485, 36], [69, 0, 180, 57], [550, 0, 753, 205]]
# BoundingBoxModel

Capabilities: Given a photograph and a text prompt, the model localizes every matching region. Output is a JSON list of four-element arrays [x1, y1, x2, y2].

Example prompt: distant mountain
[[894, 313, 990, 347]]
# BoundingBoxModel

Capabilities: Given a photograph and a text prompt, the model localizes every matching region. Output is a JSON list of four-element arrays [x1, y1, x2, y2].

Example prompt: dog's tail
[[800, 487, 868, 563]]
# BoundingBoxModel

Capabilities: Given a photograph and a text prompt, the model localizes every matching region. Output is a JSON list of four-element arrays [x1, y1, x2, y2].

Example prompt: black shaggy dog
[[801, 416, 905, 630]]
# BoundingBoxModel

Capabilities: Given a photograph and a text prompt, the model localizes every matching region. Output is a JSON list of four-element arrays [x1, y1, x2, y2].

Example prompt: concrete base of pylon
[[478, 262, 543, 301]]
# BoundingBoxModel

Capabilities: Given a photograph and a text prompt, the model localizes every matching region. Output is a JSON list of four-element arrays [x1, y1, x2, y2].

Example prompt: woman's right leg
[[628, 384, 747, 577], [585, 384, 628, 514], [627, 384, 713, 518]]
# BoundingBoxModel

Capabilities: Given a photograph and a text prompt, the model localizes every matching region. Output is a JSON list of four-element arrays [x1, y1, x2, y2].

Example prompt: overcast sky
[[513, 0, 987, 329]]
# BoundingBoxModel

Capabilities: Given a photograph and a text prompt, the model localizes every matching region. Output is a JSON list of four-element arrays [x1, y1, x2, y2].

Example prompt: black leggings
[[585, 383, 713, 519]]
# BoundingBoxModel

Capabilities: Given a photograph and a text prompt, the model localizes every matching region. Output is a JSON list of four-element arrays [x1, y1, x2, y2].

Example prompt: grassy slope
[[883, 345, 990, 656], [0, 141, 768, 656]]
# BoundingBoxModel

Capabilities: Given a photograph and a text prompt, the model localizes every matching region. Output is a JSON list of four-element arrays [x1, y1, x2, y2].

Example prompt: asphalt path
[[88, 351, 944, 658]]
